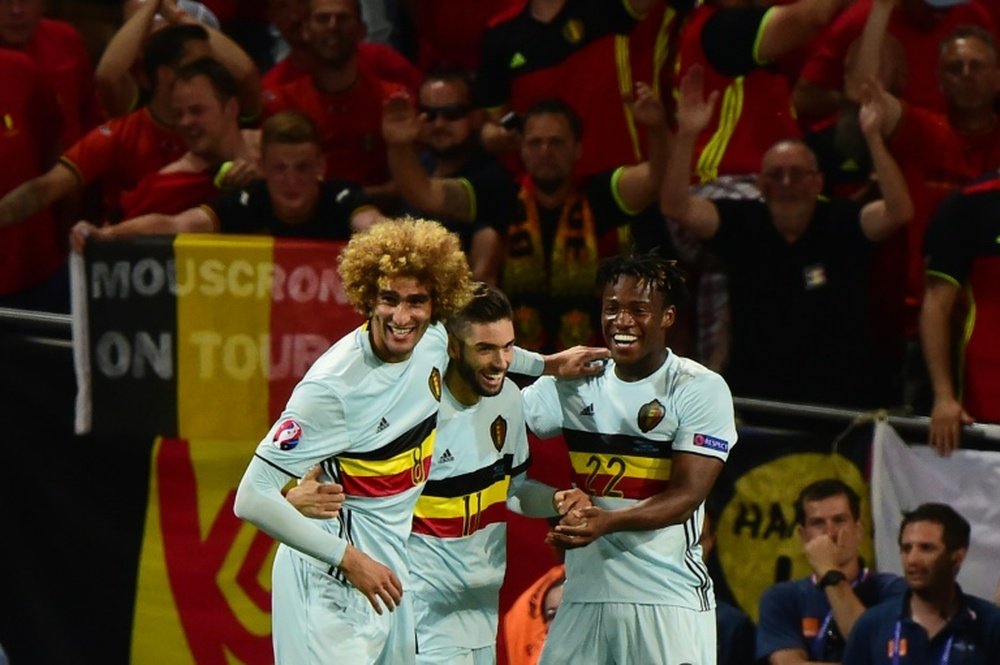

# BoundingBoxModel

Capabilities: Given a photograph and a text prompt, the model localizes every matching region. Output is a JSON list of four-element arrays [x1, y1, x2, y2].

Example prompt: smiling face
[[900, 520, 964, 594], [601, 275, 673, 381], [758, 141, 824, 223], [447, 318, 515, 403], [369, 276, 433, 362], [303, 0, 364, 67], [171, 75, 237, 159], [263, 141, 324, 223]]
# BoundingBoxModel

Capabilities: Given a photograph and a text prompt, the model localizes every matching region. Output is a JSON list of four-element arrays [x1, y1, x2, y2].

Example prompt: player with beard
[[843, 503, 1000, 664], [500, 93, 673, 352], [236, 219, 609, 665], [406, 285, 589, 664], [520, 253, 737, 665]]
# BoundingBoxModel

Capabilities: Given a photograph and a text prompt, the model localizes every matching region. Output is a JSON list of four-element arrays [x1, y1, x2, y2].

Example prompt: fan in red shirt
[[0, 24, 210, 228], [0, 50, 66, 306], [407, 0, 520, 72], [263, 0, 402, 189], [118, 57, 259, 220], [262, 0, 420, 95], [0, 0, 102, 146], [794, 0, 997, 126]]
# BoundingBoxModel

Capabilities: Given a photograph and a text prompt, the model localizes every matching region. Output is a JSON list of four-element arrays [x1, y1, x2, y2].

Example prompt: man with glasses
[[382, 66, 517, 284], [661, 66, 913, 406]]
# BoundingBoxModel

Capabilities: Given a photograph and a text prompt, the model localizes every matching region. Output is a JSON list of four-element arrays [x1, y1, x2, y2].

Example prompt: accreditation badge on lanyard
[[809, 568, 870, 660], [891, 621, 954, 665]]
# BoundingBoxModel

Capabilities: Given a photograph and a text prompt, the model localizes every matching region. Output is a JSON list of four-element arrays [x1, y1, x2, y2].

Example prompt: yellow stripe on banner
[[174, 234, 275, 439], [697, 77, 744, 184], [339, 434, 435, 477], [413, 477, 511, 519], [132, 437, 276, 664], [569, 451, 672, 481]]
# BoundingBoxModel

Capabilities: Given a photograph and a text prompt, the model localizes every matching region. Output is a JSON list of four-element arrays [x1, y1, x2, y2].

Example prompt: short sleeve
[[924, 190, 974, 285], [60, 119, 120, 185], [207, 187, 255, 234], [700, 5, 771, 75], [463, 161, 517, 234], [755, 584, 807, 660], [672, 371, 737, 462], [253, 378, 351, 478], [521, 376, 565, 439]]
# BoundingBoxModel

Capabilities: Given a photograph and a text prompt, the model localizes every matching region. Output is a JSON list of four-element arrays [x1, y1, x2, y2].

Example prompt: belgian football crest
[[428, 367, 442, 401], [637, 399, 665, 433], [490, 415, 508, 452]]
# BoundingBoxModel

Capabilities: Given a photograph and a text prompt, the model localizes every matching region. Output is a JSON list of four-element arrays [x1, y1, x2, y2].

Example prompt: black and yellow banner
[[74, 235, 363, 439]]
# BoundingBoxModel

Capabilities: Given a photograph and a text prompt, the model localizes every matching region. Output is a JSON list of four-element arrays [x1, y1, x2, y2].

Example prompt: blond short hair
[[337, 218, 474, 322]]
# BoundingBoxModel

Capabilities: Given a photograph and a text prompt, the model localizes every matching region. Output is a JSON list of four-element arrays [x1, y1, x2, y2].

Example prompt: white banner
[[871, 421, 1000, 600]]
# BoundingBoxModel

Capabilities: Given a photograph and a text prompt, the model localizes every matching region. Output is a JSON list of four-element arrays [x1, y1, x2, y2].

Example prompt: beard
[[455, 355, 503, 398]]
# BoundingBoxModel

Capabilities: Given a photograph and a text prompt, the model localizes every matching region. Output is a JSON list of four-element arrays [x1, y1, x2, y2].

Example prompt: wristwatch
[[818, 569, 848, 589]]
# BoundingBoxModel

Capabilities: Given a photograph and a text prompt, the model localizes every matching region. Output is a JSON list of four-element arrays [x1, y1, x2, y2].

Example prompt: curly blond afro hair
[[338, 218, 474, 322]]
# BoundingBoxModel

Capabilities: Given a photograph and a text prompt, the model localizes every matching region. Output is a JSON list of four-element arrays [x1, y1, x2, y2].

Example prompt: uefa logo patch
[[693, 433, 729, 453], [273, 419, 303, 451]]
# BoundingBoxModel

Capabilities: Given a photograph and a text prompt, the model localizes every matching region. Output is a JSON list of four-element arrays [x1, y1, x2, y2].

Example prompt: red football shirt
[[415, 0, 521, 71], [0, 50, 66, 294], [263, 67, 402, 186], [22, 18, 102, 146], [676, 5, 801, 181], [61, 107, 187, 219], [119, 169, 220, 219], [889, 105, 1000, 331], [263, 43, 421, 96], [800, 0, 998, 114]]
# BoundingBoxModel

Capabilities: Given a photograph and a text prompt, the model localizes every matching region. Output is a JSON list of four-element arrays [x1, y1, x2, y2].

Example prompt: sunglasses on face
[[420, 104, 470, 121]]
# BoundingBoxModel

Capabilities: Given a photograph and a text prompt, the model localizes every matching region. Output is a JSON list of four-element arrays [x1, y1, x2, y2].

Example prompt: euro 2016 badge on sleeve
[[272, 419, 302, 451]]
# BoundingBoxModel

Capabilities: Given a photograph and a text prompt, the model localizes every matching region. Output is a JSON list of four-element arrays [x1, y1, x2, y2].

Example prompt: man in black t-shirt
[[661, 67, 912, 406], [70, 111, 380, 250], [383, 66, 517, 284]]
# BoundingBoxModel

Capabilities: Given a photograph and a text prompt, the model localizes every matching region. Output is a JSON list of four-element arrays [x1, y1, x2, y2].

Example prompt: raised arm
[[95, 0, 160, 116], [844, 0, 895, 103], [755, 0, 853, 64], [614, 82, 668, 213], [858, 80, 911, 241], [659, 65, 721, 239], [382, 92, 475, 222]]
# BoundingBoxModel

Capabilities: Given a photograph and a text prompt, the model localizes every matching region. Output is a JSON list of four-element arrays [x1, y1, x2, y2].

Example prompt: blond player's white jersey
[[522, 350, 737, 609]]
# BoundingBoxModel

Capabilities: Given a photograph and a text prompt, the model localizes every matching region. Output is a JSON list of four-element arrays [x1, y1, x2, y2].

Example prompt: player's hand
[[928, 395, 972, 457], [338, 546, 403, 615], [285, 466, 345, 519], [804, 533, 844, 578], [631, 81, 666, 129], [543, 345, 611, 379], [675, 65, 719, 138], [382, 91, 422, 146], [546, 506, 611, 549], [553, 487, 592, 516], [70, 221, 103, 254]]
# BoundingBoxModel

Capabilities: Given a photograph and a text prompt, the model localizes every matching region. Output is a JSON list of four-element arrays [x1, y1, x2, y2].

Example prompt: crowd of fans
[[1, 0, 998, 442]]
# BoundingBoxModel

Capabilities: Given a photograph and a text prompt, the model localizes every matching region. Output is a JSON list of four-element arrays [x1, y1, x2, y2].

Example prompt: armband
[[213, 161, 234, 190]]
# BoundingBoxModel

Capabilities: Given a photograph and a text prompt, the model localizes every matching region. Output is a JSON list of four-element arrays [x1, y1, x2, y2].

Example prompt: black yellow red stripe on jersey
[[563, 429, 672, 499], [412, 456, 528, 538], [331, 414, 436, 497]]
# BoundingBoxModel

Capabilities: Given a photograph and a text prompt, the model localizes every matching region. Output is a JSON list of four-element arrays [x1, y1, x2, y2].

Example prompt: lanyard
[[891, 621, 954, 665], [809, 567, 871, 659]]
